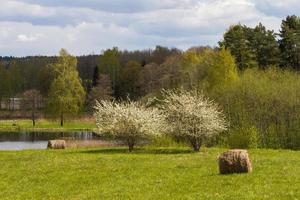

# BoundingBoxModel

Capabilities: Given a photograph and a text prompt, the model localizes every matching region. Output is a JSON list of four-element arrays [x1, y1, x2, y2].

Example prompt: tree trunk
[[127, 137, 135, 152], [32, 111, 35, 126], [190, 137, 202, 152], [60, 112, 64, 127]]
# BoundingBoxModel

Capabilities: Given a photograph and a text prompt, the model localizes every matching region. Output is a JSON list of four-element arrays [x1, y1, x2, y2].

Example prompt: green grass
[[0, 147, 299, 199], [0, 119, 96, 132]]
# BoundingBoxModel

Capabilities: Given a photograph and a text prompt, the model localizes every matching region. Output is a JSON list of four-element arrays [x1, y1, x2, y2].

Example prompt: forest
[[0, 15, 300, 150]]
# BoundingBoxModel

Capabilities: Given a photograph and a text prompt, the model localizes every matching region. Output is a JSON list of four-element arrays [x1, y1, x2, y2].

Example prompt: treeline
[[0, 15, 300, 149], [0, 46, 178, 101]]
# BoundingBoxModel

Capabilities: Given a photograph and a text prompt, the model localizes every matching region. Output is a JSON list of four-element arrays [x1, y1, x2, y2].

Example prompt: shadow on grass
[[75, 148, 194, 155]]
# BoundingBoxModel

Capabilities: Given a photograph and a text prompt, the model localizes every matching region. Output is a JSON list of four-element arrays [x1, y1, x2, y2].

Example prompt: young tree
[[159, 89, 227, 151], [47, 49, 86, 126], [22, 89, 43, 126], [94, 100, 167, 152], [205, 48, 239, 92]]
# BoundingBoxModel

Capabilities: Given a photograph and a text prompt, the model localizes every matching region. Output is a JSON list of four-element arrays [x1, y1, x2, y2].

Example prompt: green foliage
[[0, 63, 12, 104], [47, 49, 86, 126], [119, 61, 141, 99], [97, 47, 121, 95], [215, 67, 300, 149], [227, 126, 258, 149], [219, 24, 257, 69], [279, 15, 300, 69], [220, 23, 280, 69], [205, 48, 239, 92]]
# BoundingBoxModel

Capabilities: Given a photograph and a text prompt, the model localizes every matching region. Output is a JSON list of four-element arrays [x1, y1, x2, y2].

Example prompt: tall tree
[[37, 64, 56, 96], [97, 48, 121, 96], [22, 89, 43, 126], [279, 15, 300, 69], [206, 48, 239, 92], [119, 61, 141, 99], [9, 61, 24, 96], [219, 24, 257, 70], [0, 63, 12, 109], [250, 23, 280, 68], [47, 49, 86, 126], [92, 65, 99, 87]]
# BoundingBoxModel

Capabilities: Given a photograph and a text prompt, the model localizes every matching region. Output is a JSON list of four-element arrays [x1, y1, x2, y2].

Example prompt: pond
[[0, 131, 115, 150]]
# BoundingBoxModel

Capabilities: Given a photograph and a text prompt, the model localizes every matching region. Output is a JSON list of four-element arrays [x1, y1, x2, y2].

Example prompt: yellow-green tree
[[47, 49, 86, 126], [205, 48, 239, 92]]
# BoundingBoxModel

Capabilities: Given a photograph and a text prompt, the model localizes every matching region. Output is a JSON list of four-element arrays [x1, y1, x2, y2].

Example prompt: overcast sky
[[0, 0, 298, 56]]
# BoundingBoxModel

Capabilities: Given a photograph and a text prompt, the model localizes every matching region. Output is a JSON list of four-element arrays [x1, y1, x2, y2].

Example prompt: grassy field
[[0, 147, 299, 200], [0, 119, 96, 132]]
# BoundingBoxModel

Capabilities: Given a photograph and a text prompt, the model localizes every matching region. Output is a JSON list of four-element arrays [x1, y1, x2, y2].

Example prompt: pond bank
[[0, 119, 97, 133]]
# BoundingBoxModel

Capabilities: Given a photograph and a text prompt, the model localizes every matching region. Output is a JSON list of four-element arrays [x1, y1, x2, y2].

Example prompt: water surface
[[0, 131, 100, 150]]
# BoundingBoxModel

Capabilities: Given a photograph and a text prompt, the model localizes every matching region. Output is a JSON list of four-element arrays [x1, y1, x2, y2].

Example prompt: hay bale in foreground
[[218, 149, 252, 174], [47, 140, 66, 149]]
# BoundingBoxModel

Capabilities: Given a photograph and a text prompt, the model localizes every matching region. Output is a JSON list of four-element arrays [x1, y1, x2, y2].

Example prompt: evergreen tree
[[250, 23, 280, 68], [279, 15, 300, 69], [92, 65, 99, 87], [219, 24, 257, 70]]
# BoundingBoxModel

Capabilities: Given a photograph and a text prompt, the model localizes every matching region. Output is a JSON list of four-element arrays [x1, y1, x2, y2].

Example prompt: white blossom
[[94, 100, 167, 151], [158, 89, 227, 151]]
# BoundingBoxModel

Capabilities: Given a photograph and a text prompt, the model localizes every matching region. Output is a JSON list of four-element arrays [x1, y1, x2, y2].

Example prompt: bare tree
[[22, 89, 43, 126]]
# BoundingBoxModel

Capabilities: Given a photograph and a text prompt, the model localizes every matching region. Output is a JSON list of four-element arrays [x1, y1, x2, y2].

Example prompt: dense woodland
[[1, 15, 300, 149]]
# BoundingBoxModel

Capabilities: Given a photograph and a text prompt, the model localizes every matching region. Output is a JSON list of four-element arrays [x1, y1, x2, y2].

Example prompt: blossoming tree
[[94, 100, 167, 151], [159, 89, 227, 151]]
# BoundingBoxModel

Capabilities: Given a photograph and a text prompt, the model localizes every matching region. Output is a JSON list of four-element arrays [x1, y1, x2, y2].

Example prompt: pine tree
[[279, 15, 300, 69]]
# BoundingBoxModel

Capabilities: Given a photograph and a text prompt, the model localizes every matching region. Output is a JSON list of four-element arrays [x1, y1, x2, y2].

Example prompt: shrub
[[158, 89, 227, 151], [227, 126, 258, 149], [215, 67, 300, 149], [94, 100, 167, 151]]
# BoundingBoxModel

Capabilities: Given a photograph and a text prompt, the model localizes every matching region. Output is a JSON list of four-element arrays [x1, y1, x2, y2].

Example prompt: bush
[[227, 126, 258, 149], [214, 67, 300, 149], [158, 89, 227, 151], [94, 100, 167, 151]]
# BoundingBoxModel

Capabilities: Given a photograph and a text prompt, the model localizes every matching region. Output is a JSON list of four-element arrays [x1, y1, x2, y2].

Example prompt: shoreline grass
[[0, 147, 299, 199], [0, 119, 97, 132]]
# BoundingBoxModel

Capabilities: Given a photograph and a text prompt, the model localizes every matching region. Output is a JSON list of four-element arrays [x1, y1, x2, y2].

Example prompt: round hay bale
[[47, 140, 66, 149], [218, 149, 252, 174]]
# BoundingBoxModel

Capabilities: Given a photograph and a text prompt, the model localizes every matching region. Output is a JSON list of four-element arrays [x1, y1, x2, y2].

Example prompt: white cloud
[[17, 34, 41, 42], [0, 0, 296, 56]]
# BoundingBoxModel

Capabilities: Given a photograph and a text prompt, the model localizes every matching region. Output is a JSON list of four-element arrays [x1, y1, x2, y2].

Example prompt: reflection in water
[[0, 131, 101, 150]]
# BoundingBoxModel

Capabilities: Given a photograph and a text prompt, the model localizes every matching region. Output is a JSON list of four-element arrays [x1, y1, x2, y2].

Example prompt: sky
[[0, 0, 298, 56]]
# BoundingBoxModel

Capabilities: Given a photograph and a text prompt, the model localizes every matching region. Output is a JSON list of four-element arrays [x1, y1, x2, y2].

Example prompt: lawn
[[0, 147, 299, 199], [0, 119, 96, 132]]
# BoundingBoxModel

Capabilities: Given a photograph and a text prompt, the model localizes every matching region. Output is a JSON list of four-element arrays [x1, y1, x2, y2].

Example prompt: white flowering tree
[[94, 100, 167, 151], [159, 89, 227, 151]]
